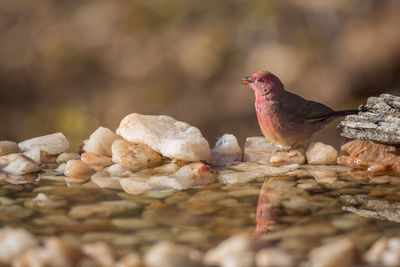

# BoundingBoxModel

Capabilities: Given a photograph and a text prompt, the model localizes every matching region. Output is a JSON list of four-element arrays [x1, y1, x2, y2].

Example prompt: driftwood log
[[337, 94, 400, 144]]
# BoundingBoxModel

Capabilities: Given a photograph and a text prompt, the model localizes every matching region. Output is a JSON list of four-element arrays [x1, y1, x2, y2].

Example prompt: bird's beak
[[241, 76, 253, 85]]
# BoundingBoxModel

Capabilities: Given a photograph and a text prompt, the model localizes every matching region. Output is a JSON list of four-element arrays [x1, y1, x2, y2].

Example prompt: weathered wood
[[337, 94, 400, 144]]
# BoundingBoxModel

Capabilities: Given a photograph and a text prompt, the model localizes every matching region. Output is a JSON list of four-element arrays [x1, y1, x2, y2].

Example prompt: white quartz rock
[[18, 132, 69, 155], [306, 142, 338, 165], [111, 139, 162, 171], [106, 164, 134, 177], [0, 141, 19, 156], [64, 160, 94, 179], [116, 113, 211, 161], [144, 241, 203, 267], [0, 228, 38, 264], [211, 134, 242, 166], [0, 153, 40, 175], [83, 127, 120, 157]]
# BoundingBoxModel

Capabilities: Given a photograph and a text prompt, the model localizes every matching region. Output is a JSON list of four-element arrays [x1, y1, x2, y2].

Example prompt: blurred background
[[0, 0, 399, 150]]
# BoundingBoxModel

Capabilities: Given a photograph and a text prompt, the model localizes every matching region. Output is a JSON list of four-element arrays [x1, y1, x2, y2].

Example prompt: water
[[0, 163, 399, 263]]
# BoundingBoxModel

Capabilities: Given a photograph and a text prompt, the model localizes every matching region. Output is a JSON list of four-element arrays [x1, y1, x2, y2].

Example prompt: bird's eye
[[257, 78, 264, 82]]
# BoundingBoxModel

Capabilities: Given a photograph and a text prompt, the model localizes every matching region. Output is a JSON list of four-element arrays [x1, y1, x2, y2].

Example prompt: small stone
[[116, 113, 211, 161], [83, 127, 121, 156], [256, 248, 294, 267], [64, 160, 95, 179], [56, 152, 81, 164], [0, 228, 38, 264], [55, 163, 66, 174], [32, 193, 67, 209], [18, 132, 69, 155], [306, 142, 338, 164], [106, 164, 133, 177], [211, 134, 242, 166], [218, 170, 264, 183], [14, 237, 85, 267], [269, 150, 305, 166], [82, 242, 115, 267], [144, 240, 203, 267], [0, 141, 19, 156], [119, 176, 153, 195], [91, 172, 122, 189], [111, 139, 162, 171], [116, 252, 142, 267], [244, 136, 305, 166], [381, 237, 400, 266], [364, 237, 388, 264], [22, 148, 41, 164], [81, 152, 113, 167], [204, 233, 255, 266], [309, 238, 355, 267], [0, 153, 40, 175]]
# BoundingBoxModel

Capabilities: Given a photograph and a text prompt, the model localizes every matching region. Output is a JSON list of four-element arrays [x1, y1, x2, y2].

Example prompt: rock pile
[[0, 114, 219, 194]]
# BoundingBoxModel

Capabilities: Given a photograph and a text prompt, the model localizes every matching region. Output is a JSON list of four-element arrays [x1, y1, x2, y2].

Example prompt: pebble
[[82, 242, 115, 267], [218, 170, 264, 184], [204, 233, 255, 267], [0, 153, 40, 175], [144, 240, 203, 267], [111, 139, 162, 171], [81, 152, 113, 167], [0, 228, 38, 264], [269, 150, 305, 166], [64, 160, 95, 180], [91, 172, 122, 189], [211, 134, 242, 166], [309, 238, 355, 267], [56, 152, 81, 164], [116, 113, 211, 161], [116, 252, 142, 267], [256, 248, 294, 267], [18, 132, 69, 155], [106, 164, 133, 177], [306, 142, 338, 165], [0, 141, 19, 157], [83, 127, 121, 157], [32, 193, 67, 209], [244, 136, 305, 166]]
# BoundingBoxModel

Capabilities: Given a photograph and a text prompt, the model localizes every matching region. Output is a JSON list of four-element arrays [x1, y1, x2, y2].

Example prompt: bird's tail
[[332, 109, 359, 117], [306, 109, 358, 121]]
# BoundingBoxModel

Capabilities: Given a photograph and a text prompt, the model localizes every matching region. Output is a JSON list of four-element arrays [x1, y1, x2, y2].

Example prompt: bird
[[242, 71, 358, 148]]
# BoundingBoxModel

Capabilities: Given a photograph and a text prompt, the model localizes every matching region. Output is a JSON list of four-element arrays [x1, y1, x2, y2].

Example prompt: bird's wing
[[280, 91, 335, 124]]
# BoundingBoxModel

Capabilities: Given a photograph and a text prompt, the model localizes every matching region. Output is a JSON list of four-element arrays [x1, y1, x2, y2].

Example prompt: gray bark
[[337, 94, 400, 144]]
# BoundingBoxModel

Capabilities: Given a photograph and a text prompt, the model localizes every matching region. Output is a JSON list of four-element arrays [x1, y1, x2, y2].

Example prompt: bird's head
[[241, 71, 285, 99]]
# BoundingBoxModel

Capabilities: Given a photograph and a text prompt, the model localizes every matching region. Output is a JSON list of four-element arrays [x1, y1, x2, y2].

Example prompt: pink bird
[[242, 71, 358, 148]]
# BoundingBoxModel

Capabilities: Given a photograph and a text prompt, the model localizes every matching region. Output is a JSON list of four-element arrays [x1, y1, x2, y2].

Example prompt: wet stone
[[0, 141, 19, 157]]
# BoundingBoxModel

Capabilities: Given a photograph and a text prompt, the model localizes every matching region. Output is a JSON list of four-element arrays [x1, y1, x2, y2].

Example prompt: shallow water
[[0, 163, 399, 263]]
